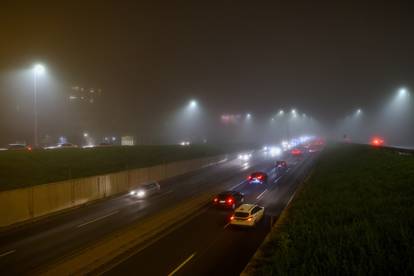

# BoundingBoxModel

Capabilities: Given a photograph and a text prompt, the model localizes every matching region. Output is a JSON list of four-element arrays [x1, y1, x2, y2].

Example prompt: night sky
[[1, 1, 413, 144]]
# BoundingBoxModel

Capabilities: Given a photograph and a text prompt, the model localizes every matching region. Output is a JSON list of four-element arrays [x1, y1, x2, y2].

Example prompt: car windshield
[[143, 183, 157, 189], [218, 192, 232, 199], [252, 173, 263, 177], [234, 212, 249, 218]]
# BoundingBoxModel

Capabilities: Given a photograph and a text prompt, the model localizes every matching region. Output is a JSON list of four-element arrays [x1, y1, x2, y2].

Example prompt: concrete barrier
[[0, 188, 31, 226], [0, 154, 228, 228]]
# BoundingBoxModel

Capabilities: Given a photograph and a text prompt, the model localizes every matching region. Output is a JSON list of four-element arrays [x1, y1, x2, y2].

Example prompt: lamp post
[[33, 64, 45, 148]]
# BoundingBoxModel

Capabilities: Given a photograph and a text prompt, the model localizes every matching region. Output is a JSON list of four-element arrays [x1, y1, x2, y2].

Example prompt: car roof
[[218, 191, 238, 196], [142, 181, 159, 186], [235, 204, 257, 212], [251, 171, 266, 175]]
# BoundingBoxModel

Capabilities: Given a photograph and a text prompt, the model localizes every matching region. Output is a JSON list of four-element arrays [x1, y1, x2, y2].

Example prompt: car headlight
[[129, 191, 136, 195], [137, 190, 146, 197]]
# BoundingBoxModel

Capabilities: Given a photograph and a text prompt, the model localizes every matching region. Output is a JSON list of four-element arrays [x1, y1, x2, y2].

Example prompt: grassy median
[[247, 143, 414, 275], [0, 144, 254, 191]]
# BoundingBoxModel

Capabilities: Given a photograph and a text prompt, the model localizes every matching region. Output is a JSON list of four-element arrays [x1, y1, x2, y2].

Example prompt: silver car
[[129, 181, 161, 198]]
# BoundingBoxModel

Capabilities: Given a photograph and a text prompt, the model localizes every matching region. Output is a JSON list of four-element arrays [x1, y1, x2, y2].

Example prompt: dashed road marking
[[77, 210, 119, 228], [256, 189, 268, 200], [273, 176, 282, 184], [230, 180, 246, 190], [0, 250, 16, 258], [168, 252, 196, 276]]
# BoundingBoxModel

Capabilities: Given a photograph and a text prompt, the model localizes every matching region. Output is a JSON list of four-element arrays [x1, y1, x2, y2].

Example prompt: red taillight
[[213, 197, 218, 203], [227, 197, 233, 204], [248, 175, 252, 180], [257, 175, 263, 180], [230, 216, 234, 220], [371, 137, 384, 146]]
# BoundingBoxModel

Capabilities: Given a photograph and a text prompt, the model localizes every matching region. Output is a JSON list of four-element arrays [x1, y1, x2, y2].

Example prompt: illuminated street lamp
[[33, 63, 46, 147], [278, 110, 284, 116], [83, 132, 89, 138], [189, 99, 197, 109], [399, 87, 408, 96], [246, 113, 252, 119]]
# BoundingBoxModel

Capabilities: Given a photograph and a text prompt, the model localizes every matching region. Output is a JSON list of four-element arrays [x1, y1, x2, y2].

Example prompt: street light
[[189, 99, 197, 109], [278, 110, 284, 116], [34, 64, 45, 75], [399, 87, 408, 96], [33, 63, 46, 147]]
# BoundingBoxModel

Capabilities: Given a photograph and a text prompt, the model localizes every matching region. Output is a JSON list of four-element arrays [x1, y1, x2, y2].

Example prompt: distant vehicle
[[58, 143, 78, 149], [275, 160, 288, 169], [308, 144, 320, 153], [7, 144, 32, 151], [371, 137, 385, 147], [291, 148, 303, 156], [97, 142, 113, 147], [213, 191, 244, 209], [230, 204, 265, 227], [238, 153, 252, 162], [129, 181, 160, 198], [247, 172, 268, 184]]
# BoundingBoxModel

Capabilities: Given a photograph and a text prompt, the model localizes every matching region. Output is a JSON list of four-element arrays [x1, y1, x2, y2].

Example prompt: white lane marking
[[287, 190, 298, 206], [273, 176, 281, 184], [0, 250, 16, 258], [223, 222, 230, 229], [77, 210, 119, 228], [230, 180, 246, 190], [168, 252, 196, 276], [256, 189, 268, 200]]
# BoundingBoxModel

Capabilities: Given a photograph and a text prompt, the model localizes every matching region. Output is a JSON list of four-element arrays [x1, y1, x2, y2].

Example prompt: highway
[[0, 148, 318, 275], [103, 150, 319, 275]]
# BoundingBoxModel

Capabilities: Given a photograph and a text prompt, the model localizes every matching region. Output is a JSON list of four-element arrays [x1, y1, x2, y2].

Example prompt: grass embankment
[[0, 144, 254, 191], [248, 143, 414, 275]]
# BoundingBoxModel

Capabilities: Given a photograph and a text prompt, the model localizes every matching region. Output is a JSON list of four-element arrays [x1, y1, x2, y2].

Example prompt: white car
[[230, 204, 265, 227], [238, 153, 252, 162], [129, 181, 160, 198]]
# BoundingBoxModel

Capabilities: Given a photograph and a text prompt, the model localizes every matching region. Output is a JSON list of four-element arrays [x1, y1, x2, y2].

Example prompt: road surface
[[0, 150, 290, 274], [103, 151, 318, 275]]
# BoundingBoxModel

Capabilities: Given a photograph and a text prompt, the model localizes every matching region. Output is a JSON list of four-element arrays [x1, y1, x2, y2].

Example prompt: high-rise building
[[68, 86, 102, 104]]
